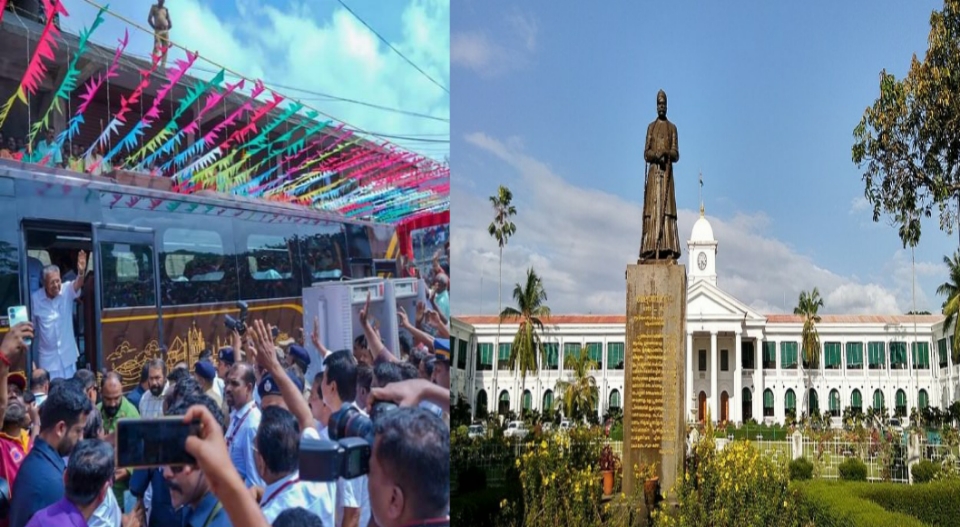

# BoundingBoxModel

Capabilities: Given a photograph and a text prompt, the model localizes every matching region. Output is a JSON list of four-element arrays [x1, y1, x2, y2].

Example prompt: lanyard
[[261, 477, 300, 508], [202, 501, 223, 527], [226, 406, 252, 447]]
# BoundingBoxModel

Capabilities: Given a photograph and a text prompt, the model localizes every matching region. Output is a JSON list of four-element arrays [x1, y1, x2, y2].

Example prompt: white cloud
[[451, 10, 537, 77], [59, 0, 449, 159], [453, 133, 945, 317], [850, 196, 870, 214]]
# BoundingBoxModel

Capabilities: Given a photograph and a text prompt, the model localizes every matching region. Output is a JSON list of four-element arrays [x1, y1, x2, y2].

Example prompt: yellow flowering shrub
[[653, 420, 800, 527], [497, 428, 604, 527]]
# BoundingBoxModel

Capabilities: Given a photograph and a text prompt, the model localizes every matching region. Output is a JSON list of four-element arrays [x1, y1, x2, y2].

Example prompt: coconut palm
[[500, 267, 551, 398], [488, 185, 517, 389], [555, 348, 599, 422], [794, 288, 823, 417], [937, 250, 960, 363]]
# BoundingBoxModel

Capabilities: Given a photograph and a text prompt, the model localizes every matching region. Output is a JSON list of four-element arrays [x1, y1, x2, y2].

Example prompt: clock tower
[[687, 204, 718, 286]]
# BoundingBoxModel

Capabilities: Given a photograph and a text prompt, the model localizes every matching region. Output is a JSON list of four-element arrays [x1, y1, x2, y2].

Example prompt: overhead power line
[[334, 0, 449, 95]]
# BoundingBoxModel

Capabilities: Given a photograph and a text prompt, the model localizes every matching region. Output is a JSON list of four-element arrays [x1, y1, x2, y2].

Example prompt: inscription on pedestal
[[623, 265, 686, 505]]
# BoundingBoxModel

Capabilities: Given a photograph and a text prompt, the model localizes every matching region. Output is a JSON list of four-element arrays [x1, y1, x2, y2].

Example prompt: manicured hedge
[[788, 457, 813, 480], [910, 460, 938, 483], [792, 481, 925, 527], [838, 458, 867, 481], [858, 480, 960, 527]]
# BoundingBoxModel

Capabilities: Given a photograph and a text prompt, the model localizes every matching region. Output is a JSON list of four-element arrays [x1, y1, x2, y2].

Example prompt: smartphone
[[115, 417, 200, 469], [7, 306, 31, 346]]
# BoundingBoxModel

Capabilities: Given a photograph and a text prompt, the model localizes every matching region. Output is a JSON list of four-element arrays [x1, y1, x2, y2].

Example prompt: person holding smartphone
[[30, 251, 87, 380]]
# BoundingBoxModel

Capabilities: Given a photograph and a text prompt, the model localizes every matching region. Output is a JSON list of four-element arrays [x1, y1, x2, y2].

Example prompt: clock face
[[697, 252, 707, 271]]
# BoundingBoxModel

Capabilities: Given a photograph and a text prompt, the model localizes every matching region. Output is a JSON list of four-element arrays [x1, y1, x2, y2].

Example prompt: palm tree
[[937, 251, 960, 363], [488, 186, 517, 401], [500, 267, 551, 401], [555, 348, 599, 423], [794, 288, 823, 417]]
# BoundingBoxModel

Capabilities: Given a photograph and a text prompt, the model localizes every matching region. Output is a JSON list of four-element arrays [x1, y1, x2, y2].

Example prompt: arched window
[[785, 389, 797, 416], [522, 390, 532, 411], [476, 390, 488, 416], [919, 389, 929, 410], [873, 389, 884, 412], [763, 389, 774, 417], [851, 389, 862, 412], [742, 388, 753, 422], [808, 388, 819, 415], [895, 389, 907, 417], [609, 389, 621, 410], [542, 390, 554, 412], [829, 389, 841, 417], [498, 390, 510, 415]]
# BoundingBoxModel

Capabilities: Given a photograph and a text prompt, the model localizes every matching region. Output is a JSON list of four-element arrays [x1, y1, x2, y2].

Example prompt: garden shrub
[[838, 457, 867, 481], [788, 457, 813, 481], [653, 421, 799, 527], [452, 486, 517, 527], [910, 459, 938, 483], [859, 479, 960, 527], [498, 428, 604, 527], [792, 481, 925, 527]]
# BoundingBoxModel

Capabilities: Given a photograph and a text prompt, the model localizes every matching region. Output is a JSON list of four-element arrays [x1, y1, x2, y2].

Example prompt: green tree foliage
[[852, 0, 960, 248], [500, 267, 551, 393]]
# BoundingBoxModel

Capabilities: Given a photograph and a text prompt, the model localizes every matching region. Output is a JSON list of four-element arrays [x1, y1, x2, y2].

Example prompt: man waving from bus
[[31, 250, 87, 380]]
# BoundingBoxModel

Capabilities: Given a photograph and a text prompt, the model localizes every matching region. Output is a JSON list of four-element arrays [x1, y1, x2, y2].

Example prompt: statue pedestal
[[623, 263, 687, 511]]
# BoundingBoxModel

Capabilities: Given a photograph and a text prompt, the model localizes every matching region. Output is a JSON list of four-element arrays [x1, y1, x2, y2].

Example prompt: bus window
[[101, 243, 156, 309], [161, 228, 232, 305], [300, 232, 345, 283], [238, 232, 298, 300], [0, 238, 19, 320]]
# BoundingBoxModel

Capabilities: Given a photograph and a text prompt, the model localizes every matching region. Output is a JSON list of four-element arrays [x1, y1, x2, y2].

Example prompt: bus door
[[92, 224, 163, 387]]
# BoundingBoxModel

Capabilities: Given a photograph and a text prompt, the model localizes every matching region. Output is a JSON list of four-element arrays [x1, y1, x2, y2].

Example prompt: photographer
[[320, 351, 370, 527], [368, 408, 449, 527]]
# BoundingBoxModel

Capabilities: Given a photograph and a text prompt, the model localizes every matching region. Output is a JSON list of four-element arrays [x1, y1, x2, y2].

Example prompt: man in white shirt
[[254, 406, 335, 525], [137, 358, 168, 419], [31, 252, 86, 380], [321, 350, 370, 527], [224, 362, 263, 487]]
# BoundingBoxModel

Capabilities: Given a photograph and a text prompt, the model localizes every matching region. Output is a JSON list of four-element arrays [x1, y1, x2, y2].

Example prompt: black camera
[[328, 400, 398, 445], [299, 437, 370, 482], [224, 301, 249, 335]]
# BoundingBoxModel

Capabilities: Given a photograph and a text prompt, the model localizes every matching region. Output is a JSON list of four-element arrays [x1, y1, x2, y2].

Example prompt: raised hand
[[77, 250, 87, 275], [359, 291, 371, 326], [250, 320, 280, 372], [311, 316, 321, 346], [397, 306, 410, 327]]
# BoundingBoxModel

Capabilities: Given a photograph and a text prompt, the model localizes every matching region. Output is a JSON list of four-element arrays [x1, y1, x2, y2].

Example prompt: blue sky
[[451, 1, 957, 316], [55, 0, 449, 160]]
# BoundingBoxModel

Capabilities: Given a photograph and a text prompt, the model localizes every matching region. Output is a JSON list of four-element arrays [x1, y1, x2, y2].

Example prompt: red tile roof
[[455, 314, 944, 326]]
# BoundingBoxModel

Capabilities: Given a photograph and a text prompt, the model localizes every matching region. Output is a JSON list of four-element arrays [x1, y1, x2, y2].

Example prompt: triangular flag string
[[0, 0, 69, 131]]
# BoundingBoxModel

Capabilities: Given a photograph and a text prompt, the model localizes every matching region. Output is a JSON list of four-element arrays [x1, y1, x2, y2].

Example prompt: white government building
[[451, 211, 959, 426]]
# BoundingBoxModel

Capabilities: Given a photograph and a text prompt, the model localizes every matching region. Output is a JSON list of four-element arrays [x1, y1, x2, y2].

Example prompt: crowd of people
[[0, 243, 453, 526]]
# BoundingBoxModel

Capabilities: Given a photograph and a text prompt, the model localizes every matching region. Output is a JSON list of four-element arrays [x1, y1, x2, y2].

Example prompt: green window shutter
[[896, 390, 907, 416], [829, 390, 840, 412], [846, 342, 863, 369], [522, 391, 532, 410], [563, 343, 580, 369], [607, 343, 625, 370], [851, 390, 862, 410], [586, 342, 602, 366], [741, 341, 755, 369], [874, 390, 884, 411], [543, 343, 559, 369], [781, 342, 798, 368], [457, 340, 468, 370], [785, 390, 796, 411], [912, 342, 930, 369], [543, 391, 553, 411], [764, 389, 774, 408], [891, 342, 907, 368], [477, 343, 494, 369], [498, 343, 512, 370], [939, 338, 949, 368], [919, 390, 929, 410], [825, 342, 841, 369], [868, 342, 886, 369], [763, 342, 776, 368]]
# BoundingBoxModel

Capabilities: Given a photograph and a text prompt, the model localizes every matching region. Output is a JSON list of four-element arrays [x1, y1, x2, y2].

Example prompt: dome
[[690, 215, 715, 243]]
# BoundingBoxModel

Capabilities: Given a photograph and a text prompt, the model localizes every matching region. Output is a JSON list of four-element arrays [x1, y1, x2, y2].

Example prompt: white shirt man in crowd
[[138, 358, 167, 419], [31, 251, 86, 380], [224, 362, 263, 487], [321, 350, 371, 527]]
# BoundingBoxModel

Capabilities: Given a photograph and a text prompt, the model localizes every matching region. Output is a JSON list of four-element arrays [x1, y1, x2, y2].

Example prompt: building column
[[755, 338, 764, 422], [734, 330, 743, 424], [686, 331, 694, 423], [710, 331, 718, 423]]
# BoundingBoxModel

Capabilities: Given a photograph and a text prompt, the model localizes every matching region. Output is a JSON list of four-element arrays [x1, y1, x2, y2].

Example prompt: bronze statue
[[640, 90, 680, 262]]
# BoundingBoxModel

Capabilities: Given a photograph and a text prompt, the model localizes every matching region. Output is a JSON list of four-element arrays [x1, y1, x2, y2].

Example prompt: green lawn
[[793, 480, 960, 526]]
